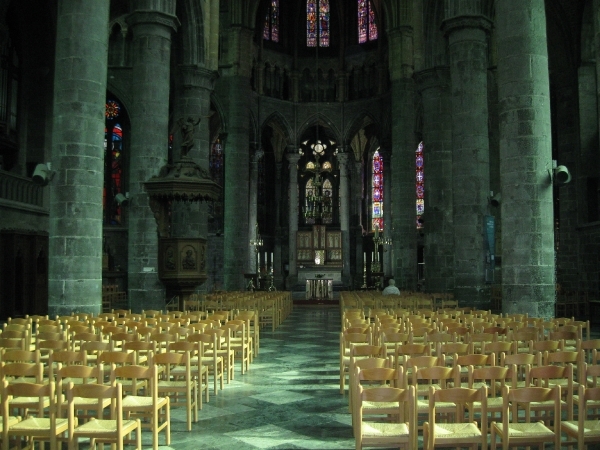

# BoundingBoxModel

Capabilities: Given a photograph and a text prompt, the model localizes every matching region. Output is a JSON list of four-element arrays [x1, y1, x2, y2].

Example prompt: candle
[[375, 225, 379, 239], [363, 252, 366, 265], [271, 252, 273, 267]]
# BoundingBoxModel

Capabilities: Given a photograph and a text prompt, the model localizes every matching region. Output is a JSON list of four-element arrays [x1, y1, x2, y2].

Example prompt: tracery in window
[[104, 99, 124, 225], [416, 142, 424, 229], [263, 0, 280, 42], [372, 150, 383, 232], [358, 0, 378, 44], [307, 0, 330, 47]]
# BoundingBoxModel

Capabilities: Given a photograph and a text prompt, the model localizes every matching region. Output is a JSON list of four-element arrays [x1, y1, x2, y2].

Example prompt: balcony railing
[[0, 169, 44, 208]]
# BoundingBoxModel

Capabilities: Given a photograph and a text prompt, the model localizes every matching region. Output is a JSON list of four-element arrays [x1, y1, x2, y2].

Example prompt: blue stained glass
[[417, 185, 424, 198], [416, 156, 424, 168], [372, 202, 381, 216], [373, 174, 381, 187], [416, 170, 424, 182], [416, 199, 424, 215], [307, 1, 317, 47], [373, 188, 382, 201]]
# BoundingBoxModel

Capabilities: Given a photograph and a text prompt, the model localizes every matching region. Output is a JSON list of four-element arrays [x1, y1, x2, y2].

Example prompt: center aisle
[[166, 305, 354, 449]]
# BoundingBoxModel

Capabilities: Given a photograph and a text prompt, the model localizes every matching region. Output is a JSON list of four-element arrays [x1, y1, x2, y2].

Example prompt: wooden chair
[[56, 363, 109, 422], [1, 380, 68, 450], [423, 385, 487, 450], [490, 385, 561, 450], [354, 385, 415, 450], [114, 363, 170, 450], [153, 351, 198, 431], [224, 320, 251, 374], [339, 331, 371, 394], [167, 341, 209, 409], [467, 365, 511, 433], [187, 333, 224, 396], [351, 366, 404, 434], [561, 384, 600, 450], [67, 382, 142, 450]]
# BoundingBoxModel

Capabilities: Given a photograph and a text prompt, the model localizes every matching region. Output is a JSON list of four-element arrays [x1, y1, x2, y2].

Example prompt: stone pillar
[[352, 159, 364, 286], [442, 3, 492, 307], [274, 161, 284, 288], [220, 26, 253, 291], [248, 149, 263, 272], [48, 1, 110, 316], [414, 67, 455, 294], [287, 150, 300, 283], [380, 147, 393, 278], [388, 27, 417, 291], [337, 151, 351, 283], [496, 0, 554, 318], [126, 4, 178, 311]]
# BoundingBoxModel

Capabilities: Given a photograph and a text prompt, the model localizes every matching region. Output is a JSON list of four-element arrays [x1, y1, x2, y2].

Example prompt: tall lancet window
[[372, 150, 383, 231], [416, 142, 424, 228], [263, 0, 280, 42], [358, 0, 378, 44], [104, 99, 124, 225], [307, 0, 330, 47]]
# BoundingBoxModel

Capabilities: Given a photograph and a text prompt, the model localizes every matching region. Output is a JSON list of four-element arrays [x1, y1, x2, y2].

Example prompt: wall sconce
[[548, 160, 571, 185], [489, 191, 501, 207], [32, 162, 55, 186], [115, 192, 129, 206]]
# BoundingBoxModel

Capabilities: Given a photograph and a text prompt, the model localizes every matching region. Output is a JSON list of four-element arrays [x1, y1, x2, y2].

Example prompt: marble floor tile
[[139, 305, 355, 450]]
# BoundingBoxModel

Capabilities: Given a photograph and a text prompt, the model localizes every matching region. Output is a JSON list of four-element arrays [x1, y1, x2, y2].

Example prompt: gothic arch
[[297, 114, 341, 145], [176, 0, 205, 66], [263, 112, 293, 162]]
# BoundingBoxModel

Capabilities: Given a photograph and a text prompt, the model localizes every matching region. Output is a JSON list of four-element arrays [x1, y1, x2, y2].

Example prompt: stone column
[[442, 3, 492, 307], [352, 159, 364, 286], [220, 26, 253, 291], [126, 4, 178, 311], [380, 147, 393, 278], [414, 67, 455, 294], [337, 151, 351, 283], [496, 0, 555, 318], [274, 161, 284, 288], [287, 150, 300, 283], [248, 148, 263, 273], [48, 1, 110, 316], [388, 27, 417, 291]]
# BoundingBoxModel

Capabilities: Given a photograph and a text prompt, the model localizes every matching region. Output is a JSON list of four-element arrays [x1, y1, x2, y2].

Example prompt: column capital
[[336, 151, 349, 164], [177, 65, 219, 91], [285, 145, 300, 166], [126, 10, 180, 33], [441, 15, 492, 37], [414, 66, 451, 93]]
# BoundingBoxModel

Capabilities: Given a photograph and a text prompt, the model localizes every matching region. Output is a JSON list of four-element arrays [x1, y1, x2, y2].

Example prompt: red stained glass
[[307, 0, 329, 47], [372, 150, 384, 231], [416, 142, 424, 229], [358, 0, 378, 44]]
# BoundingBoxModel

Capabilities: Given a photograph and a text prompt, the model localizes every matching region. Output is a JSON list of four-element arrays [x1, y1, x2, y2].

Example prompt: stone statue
[[175, 116, 201, 158]]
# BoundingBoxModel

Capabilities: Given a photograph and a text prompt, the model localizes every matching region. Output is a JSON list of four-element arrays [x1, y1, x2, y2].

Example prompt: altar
[[296, 225, 342, 300]]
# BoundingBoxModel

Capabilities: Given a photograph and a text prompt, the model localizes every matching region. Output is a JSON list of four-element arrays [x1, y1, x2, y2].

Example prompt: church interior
[[0, 1, 600, 448], [0, 1, 598, 316]]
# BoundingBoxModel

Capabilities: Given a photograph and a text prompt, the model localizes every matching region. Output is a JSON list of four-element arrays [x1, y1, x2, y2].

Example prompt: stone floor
[[130, 305, 600, 450], [152, 305, 353, 450]]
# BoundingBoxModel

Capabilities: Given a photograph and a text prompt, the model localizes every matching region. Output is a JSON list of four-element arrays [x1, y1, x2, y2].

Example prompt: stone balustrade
[[0, 170, 44, 208]]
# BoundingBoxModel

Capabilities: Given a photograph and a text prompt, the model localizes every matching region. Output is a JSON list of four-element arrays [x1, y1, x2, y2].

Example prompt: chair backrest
[[469, 365, 510, 398], [502, 384, 561, 437], [427, 385, 487, 446], [0, 360, 44, 383], [2, 379, 56, 418]]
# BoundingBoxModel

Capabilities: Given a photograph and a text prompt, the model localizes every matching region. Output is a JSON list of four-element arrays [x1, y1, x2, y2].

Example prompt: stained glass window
[[307, 0, 330, 47], [323, 178, 333, 224], [210, 139, 224, 185], [372, 150, 383, 232], [104, 99, 124, 225], [416, 142, 424, 228], [358, 0, 378, 44], [263, 0, 280, 42]]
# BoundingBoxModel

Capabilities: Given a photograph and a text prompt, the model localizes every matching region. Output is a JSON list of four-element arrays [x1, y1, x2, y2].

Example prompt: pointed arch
[[177, 0, 206, 66], [263, 112, 293, 162]]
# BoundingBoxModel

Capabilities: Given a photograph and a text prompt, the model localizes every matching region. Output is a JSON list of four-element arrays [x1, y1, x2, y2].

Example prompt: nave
[[163, 306, 353, 450]]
